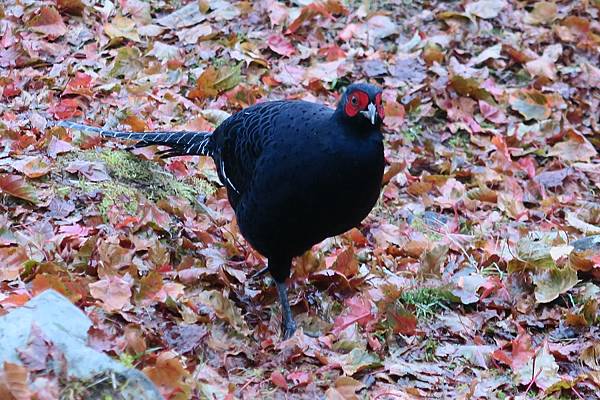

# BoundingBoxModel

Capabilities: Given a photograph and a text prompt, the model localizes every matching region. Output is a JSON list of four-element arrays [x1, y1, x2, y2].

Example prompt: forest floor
[[1, 0, 600, 399]]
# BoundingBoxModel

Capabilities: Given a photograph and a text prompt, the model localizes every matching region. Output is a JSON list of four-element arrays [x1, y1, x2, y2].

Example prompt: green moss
[[400, 287, 457, 320], [409, 214, 444, 242], [447, 132, 470, 148], [61, 149, 216, 219], [400, 124, 422, 143]]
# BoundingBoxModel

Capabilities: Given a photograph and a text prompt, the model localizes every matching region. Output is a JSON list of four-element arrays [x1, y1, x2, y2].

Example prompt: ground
[[1, 0, 600, 399]]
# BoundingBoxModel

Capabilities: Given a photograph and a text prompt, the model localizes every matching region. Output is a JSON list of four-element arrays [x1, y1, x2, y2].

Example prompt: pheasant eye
[[351, 96, 358, 106]]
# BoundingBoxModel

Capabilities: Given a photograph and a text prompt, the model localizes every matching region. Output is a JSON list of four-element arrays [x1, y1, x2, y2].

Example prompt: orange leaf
[[143, 351, 188, 388], [333, 246, 358, 278], [123, 115, 148, 132], [188, 66, 219, 101]]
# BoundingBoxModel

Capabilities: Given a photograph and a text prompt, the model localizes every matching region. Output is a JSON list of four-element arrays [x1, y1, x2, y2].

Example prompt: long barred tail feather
[[54, 120, 213, 157]]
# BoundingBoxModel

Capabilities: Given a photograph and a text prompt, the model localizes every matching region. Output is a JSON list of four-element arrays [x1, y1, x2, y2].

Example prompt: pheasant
[[56, 83, 386, 339]]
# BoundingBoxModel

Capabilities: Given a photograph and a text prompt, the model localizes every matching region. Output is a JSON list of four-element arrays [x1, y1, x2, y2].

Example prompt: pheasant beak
[[361, 103, 377, 125]]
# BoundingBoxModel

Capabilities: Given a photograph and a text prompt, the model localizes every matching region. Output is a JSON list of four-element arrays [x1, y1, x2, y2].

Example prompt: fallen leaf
[[331, 295, 374, 336], [267, 34, 295, 57], [524, 1, 557, 25], [28, 6, 67, 38], [197, 290, 249, 333], [508, 89, 551, 120], [89, 275, 133, 311], [514, 342, 560, 391], [1, 362, 31, 400], [533, 266, 579, 303], [104, 16, 141, 41], [12, 156, 51, 178], [547, 129, 597, 162], [0, 175, 39, 204], [270, 371, 287, 391], [465, 0, 507, 19], [0, 246, 28, 282], [338, 348, 381, 376], [65, 160, 110, 182]]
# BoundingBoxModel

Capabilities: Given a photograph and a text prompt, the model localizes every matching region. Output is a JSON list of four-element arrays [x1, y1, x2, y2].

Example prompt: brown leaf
[[0, 246, 28, 282], [57, 0, 84, 16], [28, 6, 67, 38], [508, 89, 551, 120], [0, 175, 39, 204], [65, 160, 110, 182], [143, 351, 189, 388], [12, 157, 51, 179], [326, 376, 364, 400], [89, 275, 133, 312], [547, 129, 597, 162], [524, 1, 557, 25], [47, 137, 74, 158], [197, 290, 249, 333], [104, 16, 141, 41], [1, 362, 30, 400]]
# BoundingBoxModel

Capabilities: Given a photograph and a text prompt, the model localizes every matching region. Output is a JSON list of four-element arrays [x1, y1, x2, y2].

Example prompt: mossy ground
[[59, 149, 216, 219]]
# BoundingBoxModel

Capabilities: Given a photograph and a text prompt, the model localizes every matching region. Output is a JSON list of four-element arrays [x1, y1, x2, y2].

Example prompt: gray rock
[[0, 289, 163, 400]]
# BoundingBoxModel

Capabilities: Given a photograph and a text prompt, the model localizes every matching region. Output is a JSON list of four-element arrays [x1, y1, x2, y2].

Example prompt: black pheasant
[[57, 83, 386, 338]]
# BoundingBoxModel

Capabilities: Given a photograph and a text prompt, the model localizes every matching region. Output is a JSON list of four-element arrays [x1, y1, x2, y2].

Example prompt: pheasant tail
[[54, 121, 213, 158]]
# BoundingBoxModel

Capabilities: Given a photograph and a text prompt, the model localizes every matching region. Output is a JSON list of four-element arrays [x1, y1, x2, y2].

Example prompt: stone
[[0, 289, 162, 400]]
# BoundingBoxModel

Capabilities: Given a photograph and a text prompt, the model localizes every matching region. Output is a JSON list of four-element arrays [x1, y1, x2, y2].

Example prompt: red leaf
[[389, 308, 417, 336], [136, 202, 171, 232], [333, 246, 358, 277], [49, 98, 83, 120], [270, 371, 288, 390], [287, 371, 312, 388], [64, 72, 93, 96], [0, 174, 39, 204], [492, 325, 534, 371], [267, 34, 295, 57], [331, 295, 374, 335]]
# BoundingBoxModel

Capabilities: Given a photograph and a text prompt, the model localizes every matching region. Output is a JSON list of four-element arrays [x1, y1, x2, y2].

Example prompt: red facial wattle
[[344, 90, 369, 117], [375, 93, 385, 120]]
